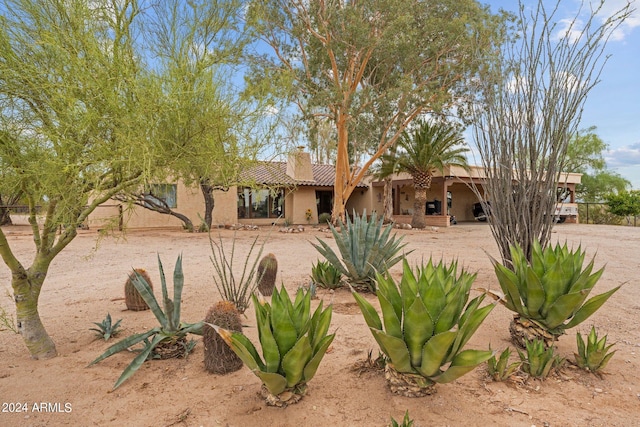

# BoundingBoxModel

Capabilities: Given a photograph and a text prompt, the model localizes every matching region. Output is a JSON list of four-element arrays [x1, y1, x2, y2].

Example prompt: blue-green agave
[[210, 287, 335, 405], [492, 241, 620, 348], [89, 255, 203, 389], [312, 210, 408, 292], [352, 259, 495, 396]]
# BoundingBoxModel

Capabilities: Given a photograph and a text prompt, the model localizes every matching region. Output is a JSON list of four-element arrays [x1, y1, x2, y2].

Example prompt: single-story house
[[87, 149, 369, 230], [370, 165, 581, 227], [87, 150, 580, 230]]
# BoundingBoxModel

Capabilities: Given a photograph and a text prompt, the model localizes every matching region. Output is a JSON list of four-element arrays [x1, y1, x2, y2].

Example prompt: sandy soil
[[0, 222, 639, 427]]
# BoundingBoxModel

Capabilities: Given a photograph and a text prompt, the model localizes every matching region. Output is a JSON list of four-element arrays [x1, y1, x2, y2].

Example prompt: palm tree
[[383, 120, 469, 229]]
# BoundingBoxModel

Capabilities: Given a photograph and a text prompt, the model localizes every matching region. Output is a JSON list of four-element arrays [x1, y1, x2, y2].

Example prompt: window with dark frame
[[238, 188, 284, 219], [144, 184, 177, 208]]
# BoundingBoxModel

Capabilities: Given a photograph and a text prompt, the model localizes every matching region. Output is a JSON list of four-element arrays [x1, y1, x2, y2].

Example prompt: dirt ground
[[0, 222, 639, 427]]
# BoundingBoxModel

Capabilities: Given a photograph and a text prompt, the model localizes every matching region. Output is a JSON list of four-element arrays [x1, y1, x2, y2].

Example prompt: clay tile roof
[[240, 161, 368, 188]]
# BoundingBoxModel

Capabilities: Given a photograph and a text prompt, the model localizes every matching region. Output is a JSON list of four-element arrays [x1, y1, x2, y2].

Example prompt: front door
[[316, 190, 333, 215]]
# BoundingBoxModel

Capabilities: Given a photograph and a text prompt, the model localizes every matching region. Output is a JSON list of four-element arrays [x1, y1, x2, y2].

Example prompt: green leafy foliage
[[310, 260, 343, 290], [312, 211, 408, 292], [246, 0, 507, 220], [89, 255, 203, 389], [604, 190, 640, 225], [208, 287, 335, 397], [492, 241, 619, 338], [352, 258, 495, 386], [574, 326, 616, 373], [90, 313, 123, 341], [318, 212, 331, 225], [390, 410, 414, 427], [517, 339, 563, 379], [487, 347, 521, 381], [0, 292, 18, 334]]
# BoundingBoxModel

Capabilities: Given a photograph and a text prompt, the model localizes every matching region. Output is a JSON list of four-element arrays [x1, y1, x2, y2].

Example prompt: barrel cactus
[[257, 253, 278, 296], [125, 268, 152, 311], [203, 301, 243, 374]]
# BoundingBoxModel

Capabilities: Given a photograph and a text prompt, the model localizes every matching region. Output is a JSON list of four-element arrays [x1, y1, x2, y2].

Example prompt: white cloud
[[264, 105, 279, 116], [590, 0, 639, 42], [605, 142, 640, 167], [553, 18, 584, 42], [552, 1, 639, 43]]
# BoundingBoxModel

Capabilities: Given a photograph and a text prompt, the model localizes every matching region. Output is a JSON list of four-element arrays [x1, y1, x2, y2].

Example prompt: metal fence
[[578, 202, 638, 226]]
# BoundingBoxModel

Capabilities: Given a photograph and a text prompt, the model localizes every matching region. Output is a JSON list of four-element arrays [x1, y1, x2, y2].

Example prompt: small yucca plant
[[574, 326, 616, 374], [487, 347, 521, 382], [209, 231, 268, 313], [353, 258, 495, 396], [517, 339, 563, 379], [312, 210, 408, 293], [310, 260, 343, 290], [208, 287, 335, 407], [491, 241, 620, 348], [90, 313, 123, 341]]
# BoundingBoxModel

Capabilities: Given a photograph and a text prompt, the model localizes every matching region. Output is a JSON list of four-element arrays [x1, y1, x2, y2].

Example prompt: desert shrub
[[318, 212, 331, 225]]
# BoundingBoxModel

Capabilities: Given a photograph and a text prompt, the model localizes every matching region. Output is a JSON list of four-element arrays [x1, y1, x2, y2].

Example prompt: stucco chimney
[[286, 146, 314, 181]]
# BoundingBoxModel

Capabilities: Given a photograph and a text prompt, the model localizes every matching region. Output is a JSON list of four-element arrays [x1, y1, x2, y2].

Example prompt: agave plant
[[90, 313, 123, 341], [352, 258, 495, 397], [312, 210, 408, 293], [517, 338, 564, 379], [491, 241, 620, 348], [487, 347, 521, 382], [390, 410, 414, 427], [574, 326, 616, 374], [310, 260, 343, 290], [89, 255, 203, 389], [209, 287, 335, 407]]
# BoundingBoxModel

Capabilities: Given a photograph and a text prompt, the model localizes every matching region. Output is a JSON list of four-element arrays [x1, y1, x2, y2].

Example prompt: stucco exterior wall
[[447, 183, 482, 222], [87, 158, 578, 230], [398, 184, 415, 215], [345, 188, 371, 216], [212, 189, 239, 225], [288, 186, 317, 225], [88, 182, 239, 230]]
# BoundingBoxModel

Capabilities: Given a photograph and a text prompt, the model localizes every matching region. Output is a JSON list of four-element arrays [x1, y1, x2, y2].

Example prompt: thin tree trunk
[[0, 208, 12, 226], [412, 187, 427, 229], [383, 177, 393, 223], [12, 262, 57, 359], [171, 212, 194, 232], [200, 180, 214, 232], [332, 112, 349, 225]]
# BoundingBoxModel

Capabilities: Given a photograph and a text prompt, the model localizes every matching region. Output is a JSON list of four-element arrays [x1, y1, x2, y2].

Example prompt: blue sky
[[483, 0, 640, 188]]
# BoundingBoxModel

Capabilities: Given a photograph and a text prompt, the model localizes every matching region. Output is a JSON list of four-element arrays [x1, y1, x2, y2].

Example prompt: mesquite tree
[[114, 0, 261, 232], [0, 0, 156, 359], [0, 0, 252, 359], [471, 0, 630, 263]]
